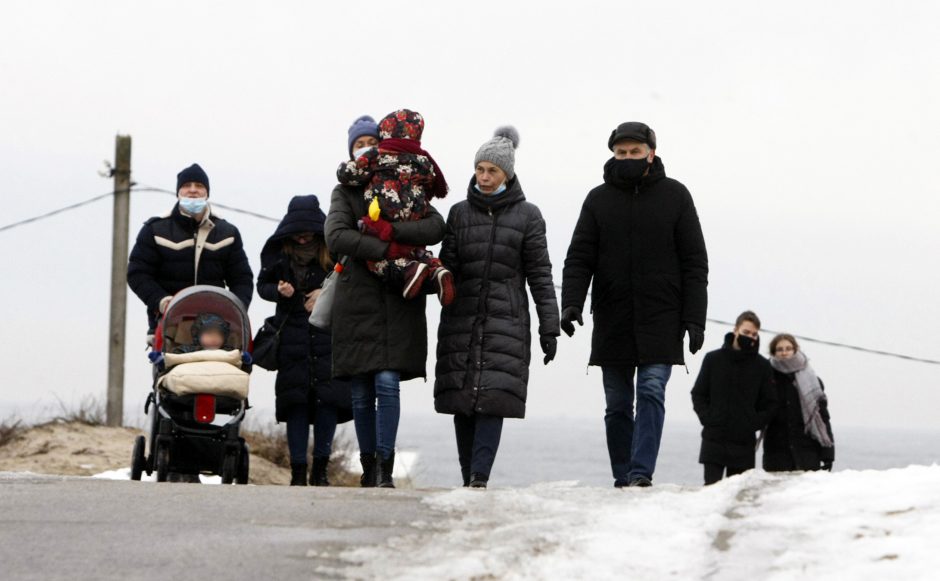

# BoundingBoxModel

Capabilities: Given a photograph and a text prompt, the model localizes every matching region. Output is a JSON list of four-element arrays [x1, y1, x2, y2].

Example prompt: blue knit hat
[[347, 115, 379, 158], [176, 163, 210, 196]]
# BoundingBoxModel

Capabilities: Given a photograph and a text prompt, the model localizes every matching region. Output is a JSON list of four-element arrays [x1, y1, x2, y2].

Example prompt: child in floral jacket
[[336, 109, 455, 306]]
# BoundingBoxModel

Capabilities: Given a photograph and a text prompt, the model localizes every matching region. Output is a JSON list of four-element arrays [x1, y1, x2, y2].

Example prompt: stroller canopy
[[158, 286, 251, 353]]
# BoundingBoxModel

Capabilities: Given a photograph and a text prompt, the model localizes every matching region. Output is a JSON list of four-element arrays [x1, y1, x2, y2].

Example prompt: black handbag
[[251, 314, 287, 371]]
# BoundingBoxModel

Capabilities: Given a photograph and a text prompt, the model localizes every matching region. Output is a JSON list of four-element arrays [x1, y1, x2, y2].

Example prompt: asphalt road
[[0, 472, 447, 580]]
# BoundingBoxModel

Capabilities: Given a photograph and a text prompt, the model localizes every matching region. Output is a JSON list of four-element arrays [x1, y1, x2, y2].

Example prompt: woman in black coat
[[435, 127, 560, 488], [325, 114, 447, 488], [763, 334, 835, 472], [257, 195, 352, 486]]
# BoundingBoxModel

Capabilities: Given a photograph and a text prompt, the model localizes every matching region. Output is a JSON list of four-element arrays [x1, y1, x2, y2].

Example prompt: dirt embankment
[[0, 421, 290, 485]]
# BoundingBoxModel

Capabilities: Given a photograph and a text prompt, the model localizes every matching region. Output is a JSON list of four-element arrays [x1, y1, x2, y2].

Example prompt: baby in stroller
[[131, 286, 253, 484]]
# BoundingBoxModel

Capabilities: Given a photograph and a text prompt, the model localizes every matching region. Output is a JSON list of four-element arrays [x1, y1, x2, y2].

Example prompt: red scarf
[[378, 138, 449, 199]]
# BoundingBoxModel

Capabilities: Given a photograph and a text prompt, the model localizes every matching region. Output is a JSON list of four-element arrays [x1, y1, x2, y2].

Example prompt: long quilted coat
[[434, 177, 560, 419]]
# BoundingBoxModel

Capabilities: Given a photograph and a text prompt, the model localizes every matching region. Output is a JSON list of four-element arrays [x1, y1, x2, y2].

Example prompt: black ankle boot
[[359, 453, 377, 488], [377, 452, 395, 488], [310, 456, 330, 486], [468, 473, 488, 488], [290, 463, 308, 486]]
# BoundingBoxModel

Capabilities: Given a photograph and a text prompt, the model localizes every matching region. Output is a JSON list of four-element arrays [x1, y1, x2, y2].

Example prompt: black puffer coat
[[691, 333, 777, 468], [128, 203, 254, 332], [434, 177, 560, 419], [762, 369, 835, 471], [561, 157, 707, 366], [324, 184, 446, 381], [257, 196, 352, 423]]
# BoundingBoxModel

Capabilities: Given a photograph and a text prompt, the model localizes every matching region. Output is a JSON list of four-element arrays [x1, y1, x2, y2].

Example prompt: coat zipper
[[471, 205, 500, 406]]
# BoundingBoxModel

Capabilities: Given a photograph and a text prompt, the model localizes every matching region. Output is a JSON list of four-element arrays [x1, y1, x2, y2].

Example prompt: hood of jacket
[[261, 195, 327, 257]]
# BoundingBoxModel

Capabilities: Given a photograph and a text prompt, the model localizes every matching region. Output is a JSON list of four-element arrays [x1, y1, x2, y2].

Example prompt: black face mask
[[736, 334, 759, 352], [603, 157, 651, 188]]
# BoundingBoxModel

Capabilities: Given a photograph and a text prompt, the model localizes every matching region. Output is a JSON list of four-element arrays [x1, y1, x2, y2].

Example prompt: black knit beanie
[[176, 163, 210, 196]]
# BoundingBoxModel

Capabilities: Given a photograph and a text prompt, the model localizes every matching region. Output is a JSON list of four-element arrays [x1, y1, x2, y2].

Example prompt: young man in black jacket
[[561, 122, 708, 488], [691, 311, 777, 485]]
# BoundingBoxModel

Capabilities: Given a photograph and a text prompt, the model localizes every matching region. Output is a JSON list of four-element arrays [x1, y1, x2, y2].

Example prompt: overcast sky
[[1, 0, 937, 431]]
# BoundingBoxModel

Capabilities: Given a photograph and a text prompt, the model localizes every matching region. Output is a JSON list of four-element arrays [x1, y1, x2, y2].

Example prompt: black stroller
[[130, 286, 252, 484]]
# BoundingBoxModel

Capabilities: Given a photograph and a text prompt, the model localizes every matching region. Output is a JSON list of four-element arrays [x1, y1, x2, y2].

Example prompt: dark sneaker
[[614, 479, 630, 489], [402, 261, 429, 300], [628, 476, 653, 488]]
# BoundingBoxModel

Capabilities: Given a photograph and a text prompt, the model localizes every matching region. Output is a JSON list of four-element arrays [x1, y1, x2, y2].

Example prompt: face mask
[[353, 146, 374, 159], [179, 197, 208, 215], [603, 156, 651, 186], [736, 334, 758, 352], [474, 182, 507, 195]]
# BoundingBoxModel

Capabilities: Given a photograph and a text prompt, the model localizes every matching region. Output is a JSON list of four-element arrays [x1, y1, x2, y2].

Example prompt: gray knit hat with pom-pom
[[474, 126, 520, 179]]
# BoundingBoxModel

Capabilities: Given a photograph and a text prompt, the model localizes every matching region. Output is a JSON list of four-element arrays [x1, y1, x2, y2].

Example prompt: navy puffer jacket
[[128, 204, 253, 332]]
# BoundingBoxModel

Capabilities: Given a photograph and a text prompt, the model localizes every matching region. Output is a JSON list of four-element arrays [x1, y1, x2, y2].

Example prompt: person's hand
[[360, 216, 394, 242], [560, 306, 583, 337], [277, 281, 295, 298], [158, 296, 173, 315], [385, 242, 416, 260], [540, 335, 557, 365], [822, 460, 833, 472], [304, 289, 321, 313], [684, 323, 705, 354]]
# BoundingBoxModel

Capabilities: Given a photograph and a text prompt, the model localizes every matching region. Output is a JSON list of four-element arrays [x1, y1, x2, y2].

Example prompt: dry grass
[[47, 395, 106, 427], [0, 417, 26, 449]]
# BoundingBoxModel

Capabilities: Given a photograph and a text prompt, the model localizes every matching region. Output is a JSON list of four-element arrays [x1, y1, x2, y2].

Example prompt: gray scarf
[[769, 351, 833, 448]]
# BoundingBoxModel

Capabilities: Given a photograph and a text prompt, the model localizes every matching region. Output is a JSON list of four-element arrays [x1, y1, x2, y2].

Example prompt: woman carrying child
[[434, 127, 560, 488], [326, 112, 447, 488], [257, 195, 352, 487]]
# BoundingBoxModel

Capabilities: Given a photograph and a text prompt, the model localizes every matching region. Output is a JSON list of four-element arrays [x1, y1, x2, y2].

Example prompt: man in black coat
[[561, 122, 708, 487], [128, 163, 254, 335], [691, 311, 776, 485]]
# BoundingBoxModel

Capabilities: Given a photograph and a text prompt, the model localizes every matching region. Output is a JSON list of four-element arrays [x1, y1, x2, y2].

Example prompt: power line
[[554, 285, 940, 366], [133, 185, 279, 222], [0, 189, 123, 233]]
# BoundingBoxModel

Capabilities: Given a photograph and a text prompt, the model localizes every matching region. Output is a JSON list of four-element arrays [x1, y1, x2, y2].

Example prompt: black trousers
[[703, 463, 748, 485], [454, 414, 504, 484]]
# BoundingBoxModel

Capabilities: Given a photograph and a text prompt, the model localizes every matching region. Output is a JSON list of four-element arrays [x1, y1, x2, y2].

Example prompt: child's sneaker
[[429, 266, 456, 306], [402, 261, 430, 300]]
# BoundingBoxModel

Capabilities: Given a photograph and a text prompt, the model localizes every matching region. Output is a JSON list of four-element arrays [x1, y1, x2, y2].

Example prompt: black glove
[[560, 307, 583, 337], [822, 460, 833, 472], [684, 323, 705, 354], [540, 335, 557, 365]]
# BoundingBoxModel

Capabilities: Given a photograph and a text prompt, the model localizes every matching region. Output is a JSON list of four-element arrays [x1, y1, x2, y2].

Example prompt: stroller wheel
[[155, 442, 170, 483], [221, 451, 237, 485], [130, 436, 145, 481], [236, 444, 250, 485]]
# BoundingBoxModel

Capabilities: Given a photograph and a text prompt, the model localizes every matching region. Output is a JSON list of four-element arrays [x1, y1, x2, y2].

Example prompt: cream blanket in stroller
[[157, 350, 249, 400]]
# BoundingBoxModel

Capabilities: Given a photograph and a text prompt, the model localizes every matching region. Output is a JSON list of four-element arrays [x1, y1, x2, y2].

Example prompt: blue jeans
[[350, 370, 401, 461], [285, 404, 340, 464], [602, 364, 672, 483]]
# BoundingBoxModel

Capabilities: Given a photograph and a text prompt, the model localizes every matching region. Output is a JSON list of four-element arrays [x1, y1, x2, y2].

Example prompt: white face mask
[[352, 145, 375, 159], [179, 196, 208, 215], [474, 182, 507, 196]]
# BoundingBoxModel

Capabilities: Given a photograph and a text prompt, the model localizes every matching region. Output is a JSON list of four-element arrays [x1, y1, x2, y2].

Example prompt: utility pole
[[106, 135, 131, 427]]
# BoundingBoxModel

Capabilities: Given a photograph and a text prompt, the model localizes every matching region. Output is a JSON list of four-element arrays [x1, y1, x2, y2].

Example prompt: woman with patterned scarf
[[763, 333, 836, 472]]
